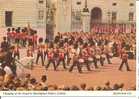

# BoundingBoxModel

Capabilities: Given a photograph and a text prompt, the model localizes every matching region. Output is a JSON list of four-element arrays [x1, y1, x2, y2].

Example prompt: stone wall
[[0, 0, 136, 33], [0, 0, 38, 27]]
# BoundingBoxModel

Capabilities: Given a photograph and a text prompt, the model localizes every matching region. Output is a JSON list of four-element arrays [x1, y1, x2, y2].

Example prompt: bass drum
[[88, 57, 93, 62], [109, 53, 113, 58], [16, 57, 35, 69], [78, 58, 84, 63], [95, 55, 100, 60], [127, 51, 134, 59], [101, 54, 106, 59]]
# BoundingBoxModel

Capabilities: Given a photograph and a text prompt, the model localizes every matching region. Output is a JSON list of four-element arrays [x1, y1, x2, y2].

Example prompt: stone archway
[[90, 7, 102, 27]]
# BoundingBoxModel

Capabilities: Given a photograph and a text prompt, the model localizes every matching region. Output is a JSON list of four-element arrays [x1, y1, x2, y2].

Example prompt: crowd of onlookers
[[0, 72, 136, 91]]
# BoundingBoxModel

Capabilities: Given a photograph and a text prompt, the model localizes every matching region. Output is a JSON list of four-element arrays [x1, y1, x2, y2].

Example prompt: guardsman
[[82, 49, 92, 71], [33, 31, 38, 48], [95, 47, 104, 66], [27, 46, 33, 57], [7, 28, 11, 44], [45, 49, 57, 71], [44, 41, 48, 61], [15, 29, 20, 44], [91, 47, 98, 69], [56, 48, 67, 70], [4, 46, 17, 76], [36, 38, 44, 66], [67, 46, 75, 66], [28, 35, 33, 46], [69, 53, 82, 73], [21, 29, 27, 47], [66, 46, 72, 66], [13, 44, 20, 60], [104, 45, 112, 64], [11, 28, 16, 43], [119, 50, 131, 71], [1, 37, 10, 52]]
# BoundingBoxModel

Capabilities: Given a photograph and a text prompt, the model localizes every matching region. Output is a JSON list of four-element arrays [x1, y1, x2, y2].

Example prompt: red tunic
[[59, 52, 65, 59], [21, 32, 26, 40], [33, 35, 38, 43], [15, 33, 21, 39], [7, 32, 12, 38], [121, 53, 128, 61], [47, 52, 54, 60], [28, 35, 33, 41], [11, 31, 16, 39], [37, 44, 44, 54]]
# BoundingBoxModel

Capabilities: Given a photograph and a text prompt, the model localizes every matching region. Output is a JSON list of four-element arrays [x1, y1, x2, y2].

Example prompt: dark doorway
[[90, 7, 102, 26], [5, 11, 12, 27]]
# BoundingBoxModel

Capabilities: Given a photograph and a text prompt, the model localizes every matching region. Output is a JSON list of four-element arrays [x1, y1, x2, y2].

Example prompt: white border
[[136, 0, 139, 95], [0, 91, 136, 97], [0, 1, 138, 97]]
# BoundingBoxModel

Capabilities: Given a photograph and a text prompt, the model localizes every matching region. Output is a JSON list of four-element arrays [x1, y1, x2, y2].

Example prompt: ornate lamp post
[[83, 0, 89, 13], [82, 0, 90, 32]]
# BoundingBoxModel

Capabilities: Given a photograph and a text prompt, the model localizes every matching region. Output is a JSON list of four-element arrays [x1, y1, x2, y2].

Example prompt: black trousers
[[66, 53, 71, 66], [56, 58, 66, 69], [14, 53, 20, 60], [44, 51, 48, 61], [95, 57, 104, 66], [7, 37, 11, 44], [93, 57, 99, 69], [10, 63, 17, 76], [100, 57, 104, 66], [22, 39, 26, 47], [119, 60, 130, 71], [46, 59, 56, 70], [67, 57, 71, 66], [69, 61, 82, 73], [36, 53, 44, 66], [106, 54, 111, 64], [84, 60, 91, 71], [15, 38, 20, 44]]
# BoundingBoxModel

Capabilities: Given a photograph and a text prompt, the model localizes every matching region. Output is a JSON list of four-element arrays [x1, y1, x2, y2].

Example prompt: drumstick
[[14, 58, 27, 67]]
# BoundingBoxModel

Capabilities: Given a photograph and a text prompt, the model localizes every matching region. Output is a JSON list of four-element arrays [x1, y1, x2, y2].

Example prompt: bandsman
[[56, 48, 67, 70], [45, 49, 56, 71], [36, 38, 44, 66]]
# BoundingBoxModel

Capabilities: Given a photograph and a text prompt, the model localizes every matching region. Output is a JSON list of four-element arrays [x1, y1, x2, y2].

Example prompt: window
[[38, 10, 44, 20], [75, 11, 81, 20], [39, 0, 44, 4], [129, 3, 134, 6], [5, 11, 13, 27], [71, 10, 82, 31], [112, 12, 117, 23], [129, 12, 134, 21], [112, 3, 117, 6], [77, 1, 81, 5]]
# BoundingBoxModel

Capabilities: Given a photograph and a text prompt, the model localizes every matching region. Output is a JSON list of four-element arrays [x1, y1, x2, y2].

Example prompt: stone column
[[82, 11, 90, 32]]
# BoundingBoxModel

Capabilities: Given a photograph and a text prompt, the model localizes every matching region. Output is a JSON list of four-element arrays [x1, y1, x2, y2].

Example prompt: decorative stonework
[[82, 12, 90, 32]]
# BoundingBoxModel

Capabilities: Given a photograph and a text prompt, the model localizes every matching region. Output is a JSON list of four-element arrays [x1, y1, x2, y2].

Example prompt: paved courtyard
[[27, 57, 136, 90]]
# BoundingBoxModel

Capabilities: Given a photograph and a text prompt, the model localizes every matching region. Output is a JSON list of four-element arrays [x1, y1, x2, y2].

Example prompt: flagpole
[[71, 0, 72, 32], [27, 22, 31, 35], [46, 0, 47, 40]]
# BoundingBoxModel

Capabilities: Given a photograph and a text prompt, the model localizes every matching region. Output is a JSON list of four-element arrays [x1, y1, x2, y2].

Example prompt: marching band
[[0, 26, 136, 74], [6, 27, 38, 47]]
